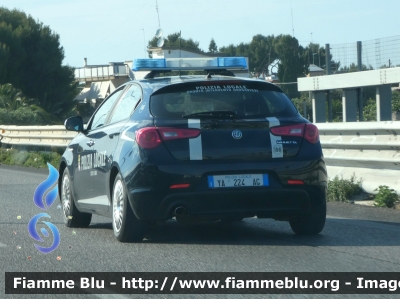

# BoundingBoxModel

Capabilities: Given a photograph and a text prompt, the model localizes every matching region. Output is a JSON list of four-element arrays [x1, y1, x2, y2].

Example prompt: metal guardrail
[[1, 122, 399, 193], [0, 125, 78, 148], [316, 121, 400, 194]]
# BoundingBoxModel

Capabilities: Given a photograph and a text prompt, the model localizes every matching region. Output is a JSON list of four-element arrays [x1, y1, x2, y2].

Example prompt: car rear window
[[150, 81, 298, 118]]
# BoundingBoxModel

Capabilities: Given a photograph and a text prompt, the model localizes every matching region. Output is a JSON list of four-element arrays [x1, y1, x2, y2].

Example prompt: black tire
[[112, 173, 146, 242], [289, 198, 326, 235], [61, 168, 92, 228]]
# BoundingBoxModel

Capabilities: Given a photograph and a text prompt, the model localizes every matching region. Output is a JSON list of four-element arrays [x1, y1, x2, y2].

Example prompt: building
[[307, 64, 325, 77]]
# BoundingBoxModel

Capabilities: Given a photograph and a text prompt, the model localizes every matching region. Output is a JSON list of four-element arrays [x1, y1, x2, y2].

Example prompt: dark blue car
[[59, 57, 327, 242]]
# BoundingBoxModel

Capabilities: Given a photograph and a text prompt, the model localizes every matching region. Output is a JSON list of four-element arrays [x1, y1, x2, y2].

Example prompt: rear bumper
[[128, 186, 325, 221]]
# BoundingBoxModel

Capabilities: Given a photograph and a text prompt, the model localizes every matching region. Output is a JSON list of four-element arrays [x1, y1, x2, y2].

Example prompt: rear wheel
[[61, 168, 92, 227], [112, 173, 146, 242], [289, 198, 326, 235]]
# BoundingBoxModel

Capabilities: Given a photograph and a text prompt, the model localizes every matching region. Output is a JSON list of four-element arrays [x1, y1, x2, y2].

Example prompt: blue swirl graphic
[[33, 163, 59, 210], [41, 228, 49, 237], [28, 213, 60, 254]]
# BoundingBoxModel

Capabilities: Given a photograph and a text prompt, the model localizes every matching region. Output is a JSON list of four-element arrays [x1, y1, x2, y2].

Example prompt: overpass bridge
[[297, 37, 400, 123], [298, 66, 400, 123]]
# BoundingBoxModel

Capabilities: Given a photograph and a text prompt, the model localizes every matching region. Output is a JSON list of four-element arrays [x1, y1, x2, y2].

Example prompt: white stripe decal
[[188, 119, 202, 160], [266, 117, 283, 158]]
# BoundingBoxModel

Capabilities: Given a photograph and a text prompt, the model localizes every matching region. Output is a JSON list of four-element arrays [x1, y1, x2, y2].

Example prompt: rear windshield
[[150, 81, 298, 118]]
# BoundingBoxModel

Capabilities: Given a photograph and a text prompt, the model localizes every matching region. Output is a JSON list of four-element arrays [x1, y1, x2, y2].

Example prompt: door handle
[[109, 132, 120, 139], [86, 140, 95, 147]]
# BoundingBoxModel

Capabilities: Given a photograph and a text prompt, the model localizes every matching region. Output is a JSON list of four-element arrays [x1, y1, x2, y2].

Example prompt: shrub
[[0, 107, 50, 125], [0, 104, 67, 125], [363, 98, 377, 121], [374, 186, 398, 208], [0, 148, 61, 168], [327, 174, 362, 202]]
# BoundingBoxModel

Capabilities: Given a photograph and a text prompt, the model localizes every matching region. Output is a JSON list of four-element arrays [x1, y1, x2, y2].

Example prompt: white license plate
[[208, 174, 269, 188]]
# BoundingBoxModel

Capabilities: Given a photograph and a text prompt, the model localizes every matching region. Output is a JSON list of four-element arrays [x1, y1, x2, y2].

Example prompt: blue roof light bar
[[132, 59, 166, 70], [132, 57, 247, 71]]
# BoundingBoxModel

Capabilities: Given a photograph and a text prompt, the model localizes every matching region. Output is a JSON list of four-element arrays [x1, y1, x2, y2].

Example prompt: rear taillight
[[270, 123, 305, 137], [304, 123, 319, 144], [136, 127, 162, 149], [157, 127, 200, 141], [270, 123, 319, 144], [136, 127, 201, 149]]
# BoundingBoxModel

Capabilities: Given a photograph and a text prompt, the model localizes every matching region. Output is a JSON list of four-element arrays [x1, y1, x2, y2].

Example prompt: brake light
[[270, 123, 319, 144], [135, 128, 162, 149], [287, 180, 304, 185], [157, 127, 200, 141], [136, 127, 201, 149], [170, 183, 190, 189]]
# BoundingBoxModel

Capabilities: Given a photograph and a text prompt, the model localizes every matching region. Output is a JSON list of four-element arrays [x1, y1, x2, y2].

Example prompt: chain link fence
[[330, 35, 400, 72]]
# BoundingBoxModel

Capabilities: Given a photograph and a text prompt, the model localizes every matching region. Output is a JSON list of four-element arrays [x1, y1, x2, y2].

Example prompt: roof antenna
[[290, 0, 295, 37], [156, 0, 161, 29], [154, 0, 164, 49]]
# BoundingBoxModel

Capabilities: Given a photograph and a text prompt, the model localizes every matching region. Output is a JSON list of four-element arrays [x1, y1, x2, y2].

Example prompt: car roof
[[127, 75, 280, 95]]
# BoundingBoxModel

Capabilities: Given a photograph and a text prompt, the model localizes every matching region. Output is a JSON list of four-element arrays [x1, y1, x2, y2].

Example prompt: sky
[[2, 0, 400, 68]]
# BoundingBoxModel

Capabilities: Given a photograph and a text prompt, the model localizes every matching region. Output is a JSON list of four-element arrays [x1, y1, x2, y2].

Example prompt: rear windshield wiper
[[182, 110, 237, 119]]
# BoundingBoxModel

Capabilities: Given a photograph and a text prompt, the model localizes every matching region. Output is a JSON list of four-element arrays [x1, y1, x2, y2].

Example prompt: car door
[[74, 86, 126, 211], [91, 84, 142, 210]]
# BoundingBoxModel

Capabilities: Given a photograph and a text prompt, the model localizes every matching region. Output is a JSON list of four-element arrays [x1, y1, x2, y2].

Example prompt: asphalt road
[[0, 165, 399, 299]]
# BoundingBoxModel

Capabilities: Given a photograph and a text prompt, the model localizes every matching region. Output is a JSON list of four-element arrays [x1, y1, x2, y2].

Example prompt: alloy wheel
[[113, 180, 124, 233], [62, 175, 71, 219]]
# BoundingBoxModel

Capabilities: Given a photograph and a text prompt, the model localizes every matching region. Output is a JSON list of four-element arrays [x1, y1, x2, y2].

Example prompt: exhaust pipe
[[174, 206, 187, 217]]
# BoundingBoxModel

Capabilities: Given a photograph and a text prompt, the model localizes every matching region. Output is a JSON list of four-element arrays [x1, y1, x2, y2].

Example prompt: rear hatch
[[146, 80, 315, 161]]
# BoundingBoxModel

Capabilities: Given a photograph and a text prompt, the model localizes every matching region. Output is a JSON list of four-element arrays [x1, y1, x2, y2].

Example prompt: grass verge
[[0, 148, 61, 169]]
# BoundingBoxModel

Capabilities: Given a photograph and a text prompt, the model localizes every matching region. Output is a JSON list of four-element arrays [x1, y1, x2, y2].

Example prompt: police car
[[59, 57, 327, 242]]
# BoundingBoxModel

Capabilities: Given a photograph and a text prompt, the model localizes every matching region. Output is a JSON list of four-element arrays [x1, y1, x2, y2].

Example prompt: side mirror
[[64, 116, 84, 132]]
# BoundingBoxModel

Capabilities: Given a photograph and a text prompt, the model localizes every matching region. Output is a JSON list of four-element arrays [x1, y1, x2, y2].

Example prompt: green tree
[[219, 43, 237, 56], [363, 98, 377, 121], [0, 83, 60, 124], [220, 34, 307, 97], [220, 35, 278, 77], [291, 96, 312, 120], [392, 90, 400, 112], [273, 35, 307, 97], [208, 38, 218, 53], [0, 7, 77, 119], [249, 35, 278, 77], [329, 90, 343, 122], [0, 83, 25, 110], [339, 63, 374, 73]]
